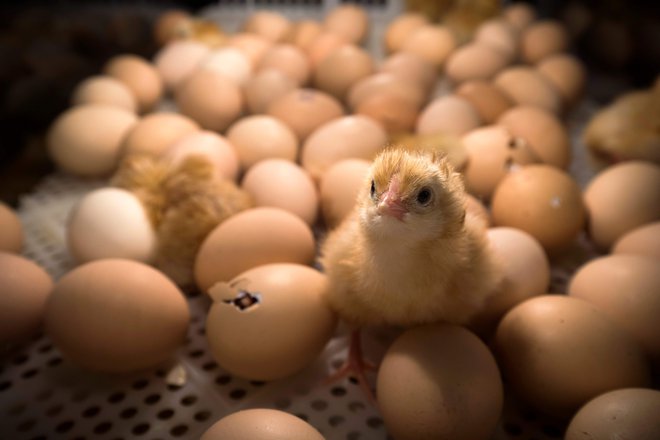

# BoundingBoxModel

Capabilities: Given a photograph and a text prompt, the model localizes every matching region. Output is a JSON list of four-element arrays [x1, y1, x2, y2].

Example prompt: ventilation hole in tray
[[167, 383, 183, 391], [155, 369, 167, 378], [120, 407, 138, 419], [132, 379, 149, 390], [346, 431, 361, 440], [181, 394, 198, 406], [38, 343, 53, 353], [71, 390, 89, 402], [194, 410, 212, 422], [108, 392, 126, 404], [366, 416, 383, 429], [132, 423, 150, 435], [82, 406, 100, 418], [189, 349, 205, 358], [13, 353, 30, 365], [215, 374, 231, 385], [46, 404, 64, 417], [170, 424, 188, 437], [250, 380, 265, 387], [541, 424, 563, 438], [348, 401, 366, 412], [21, 367, 40, 379], [331, 386, 346, 397], [55, 420, 75, 433], [157, 408, 175, 420], [93, 421, 112, 434], [17, 418, 36, 432], [47, 356, 62, 367], [311, 399, 328, 411], [0, 380, 11, 391], [274, 397, 291, 409], [229, 388, 246, 400], [144, 393, 161, 405], [202, 361, 216, 371]]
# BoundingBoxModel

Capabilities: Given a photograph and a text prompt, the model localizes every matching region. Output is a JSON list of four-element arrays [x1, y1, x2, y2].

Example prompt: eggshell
[[153, 40, 211, 91], [301, 115, 387, 181], [347, 72, 425, 111], [206, 264, 336, 381], [355, 92, 419, 135], [612, 221, 660, 259], [121, 112, 200, 157], [494, 295, 651, 417], [474, 19, 518, 62], [67, 188, 157, 264], [201, 408, 325, 440], [380, 51, 437, 93], [583, 161, 660, 250], [469, 227, 550, 335], [323, 3, 369, 45], [320, 159, 371, 229], [153, 9, 191, 46], [199, 47, 253, 86], [164, 130, 240, 181], [0, 253, 53, 346], [383, 12, 429, 54], [491, 165, 586, 253], [565, 388, 660, 440], [267, 88, 344, 141], [45, 259, 189, 373], [313, 44, 374, 101], [227, 32, 273, 68], [400, 25, 457, 68], [0, 202, 24, 253], [257, 44, 311, 86], [242, 10, 292, 42], [466, 194, 491, 226], [226, 115, 298, 170], [285, 19, 323, 51], [445, 43, 509, 84], [494, 66, 562, 114], [194, 207, 315, 291], [416, 95, 482, 136], [175, 69, 244, 132], [241, 159, 318, 225], [71, 75, 137, 112], [497, 105, 571, 169], [502, 2, 537, 32], [377, 324, 503, 440], [455, 80, 513, 123], [103, 54, 163, 112], [537, 53, 586, 108], [568, 254, 660, 362], [47, 104, 138, 177], [243, 69, 295, 115], [305, 32, 349, 69], [521, 20, 570, 64]]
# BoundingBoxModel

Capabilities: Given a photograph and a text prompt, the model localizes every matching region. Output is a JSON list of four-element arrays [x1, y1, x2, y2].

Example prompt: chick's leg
[[324, 330, 377, 403]]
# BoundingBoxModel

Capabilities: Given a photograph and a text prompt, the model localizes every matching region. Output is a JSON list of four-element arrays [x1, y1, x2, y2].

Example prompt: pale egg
[[201, 409, 325, 440], [71, 75, 137, 112], [285, 19, 323, 52], [383, 12, 430, 54], [164, 130, 240, 181], [416, 95, 482, 136], [380, 51, 437, 93], [494, 66, 562, 114], [257, 44, 311, 86], [244, 68, 297, 114], [612, 221, 660, 259], [226, 115, 298, 170], [473, 19, 519, 62], [400, 24, 457, 68], [120, 112, 200, 157], [323, 3, 369, 45], [355, 92, 420, 135], [445, 42, 510, 84], [347, 72, 426, 111], [198, 47, 253, 87], [320, 158, 371, 229], [153, 40, 210, 91], [313, 44, 375, 101], [305, 32, 349, 69], [227, 32, 273, 68], [103, 54, 163, 112], [242, 10, 292, 42]]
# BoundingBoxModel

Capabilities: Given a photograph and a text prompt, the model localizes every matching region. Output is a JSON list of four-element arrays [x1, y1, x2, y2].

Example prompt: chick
[[319, 148, 501, 397]]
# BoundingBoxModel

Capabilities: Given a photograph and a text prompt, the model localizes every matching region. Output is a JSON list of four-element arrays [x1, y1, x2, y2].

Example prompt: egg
[[226, 115, 298, 170], [305, 32, 349, 69], [47, 104, 138, 177], [537, 53, 586, 108], [445, 43, 510, 84], [45, 259, 189, 373], [267, 88, 344, 141], [583, 161, 660, 250], [198, 47, 253, 87], [466, 194, 491, 226], [380, 51, 437, 93], [302, 115, 387, 181], [121, 112, 200, 157], [103, 54, 163, 112], [313, 44, 375, 102], [469, 227, 550, 335], [383, 12, 430, 54], [164, 130, 240, 181], [175, 69, 244, 132], [377, 324, 503, 440], [565, 388, 660, 440], [194, 207, 315, 292], [355, 92, 419, 135], [241, 159, 318, 225], [206, 263, 336, 381], [242, 10, 292, 42], [257, 44, 311, 86], [416, 95, 482, 136], [323, 3, 369, 45], [494, 295, 650, 417], [491, 165, 586, 253], [494, 66, 562, 114], [227, 32, 273, 68], [521, 20, 570, 64], [320, 158, 371, 229], [0, 201, 24, 253], [473, 19, 518, 62], [455, 80, 513, 124], [201, 408, 325, 440], [0, 252, 53, 346], [285, 19, 323, 51], [153, 40, 211, 91], [400, 24, 457, 68], [502, 2, 537, 32], [612, 221, 660, 259], [153, 9, 192, 46], [497, 105, 571, 169], [347, 72, 425, 111], [568, 254, 660, 362], [70, 75, 137, 112], [244, 69, 297, 115], [67, 187, 157, 264]]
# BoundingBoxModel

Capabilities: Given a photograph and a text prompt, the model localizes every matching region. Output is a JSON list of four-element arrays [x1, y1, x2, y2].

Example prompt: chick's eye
[[370, 180, 376, 199], [416, 187, 433, 205]]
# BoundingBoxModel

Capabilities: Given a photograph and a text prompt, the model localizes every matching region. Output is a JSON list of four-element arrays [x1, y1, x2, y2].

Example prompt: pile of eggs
[[1, 2, 659, 439]]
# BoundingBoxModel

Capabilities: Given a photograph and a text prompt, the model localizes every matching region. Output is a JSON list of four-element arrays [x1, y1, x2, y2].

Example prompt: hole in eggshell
[[222, 290, 261, 311]]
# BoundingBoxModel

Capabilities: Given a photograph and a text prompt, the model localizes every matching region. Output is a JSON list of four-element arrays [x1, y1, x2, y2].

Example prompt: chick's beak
[[377, 179, 407, 221]]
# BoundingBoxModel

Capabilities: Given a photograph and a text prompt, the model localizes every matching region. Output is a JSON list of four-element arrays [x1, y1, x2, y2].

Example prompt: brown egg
[[0, 253, 53, 346], [491, 165, 586, 253], [320, 158, 371, 229], [446, 42, 510, 84], [0, 202, 24, 253], [285, 19, 323, 51], [206, 263, 335, 381], [313, 44, 375, 101], [301, 115, 387, 181], [103, 54, 163, 112], [199, 47, 253, 87], [257, 44, 311, 86], [380, 51, 438, 93], [242, 10, 292, 42], [121, 112, 200, 157], [241, 159, 318, 225], [355, 92, 419, 135], [494, 295, 651, 417], [583, 161, 660, 250], [305, 32, 349, 68], [377, 324, 503, 440], [456, 80, 514, 123], [462, 125, 540, 200], [323, 3, 369, 45], [568, 254, 660, 362], [201, 408, 325, 440], [47, 104, 138, 177], [466, 194, 491, 226], [383, 12, 430, 54], [497, 105, 571, 168], [502, 2, 537, 32], [153, 40, 211, 91], [347, 72, 426, 111], [226, 115, 298, 170], [494, 66, 562, 114], [267, 88, 344, 141], [71, 75, 137, 112], [227, 32, 273, 68], [521, 20, 570, 64], [164, 130, 240, 181], [45, 259, 189, 373], [473, 19, 519, 62], [194, 207, 315, 291], [175, 69, 243, 132], [416, 95, 482, 136], [400, 25, 457, 68], [612, 221, 660, 259], [565, 388, 660, 440], [537, 53, 586, 108], [153, 9, 191, 46], [244, 69, 297, 115], [469, 227, 550, 335]]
